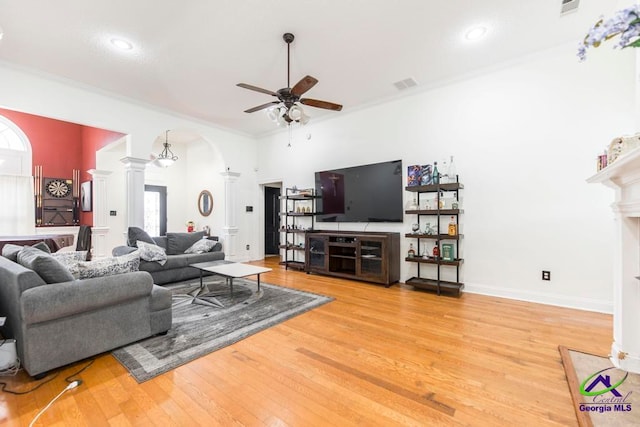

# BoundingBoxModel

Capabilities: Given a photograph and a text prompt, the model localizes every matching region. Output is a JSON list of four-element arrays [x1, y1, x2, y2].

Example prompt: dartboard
[[46, 179, 71, 198]]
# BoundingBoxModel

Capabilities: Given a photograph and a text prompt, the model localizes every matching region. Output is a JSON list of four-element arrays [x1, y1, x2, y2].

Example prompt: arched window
[[0, 115, 32, 176], [0, 115, 34, 234]]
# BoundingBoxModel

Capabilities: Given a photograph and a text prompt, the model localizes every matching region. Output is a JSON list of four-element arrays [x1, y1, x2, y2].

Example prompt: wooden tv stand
[[304, 231, 400, 286]]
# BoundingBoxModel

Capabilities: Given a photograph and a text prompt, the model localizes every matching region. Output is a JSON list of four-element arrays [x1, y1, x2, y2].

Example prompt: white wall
[[256, 43, 636, 312]]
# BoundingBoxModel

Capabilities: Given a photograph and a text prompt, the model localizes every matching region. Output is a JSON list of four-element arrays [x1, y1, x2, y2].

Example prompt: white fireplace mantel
[[588, 146, 640, 373]]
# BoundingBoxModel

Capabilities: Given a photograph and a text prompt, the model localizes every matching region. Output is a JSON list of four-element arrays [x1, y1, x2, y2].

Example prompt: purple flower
[[579, 6, 640, 60]]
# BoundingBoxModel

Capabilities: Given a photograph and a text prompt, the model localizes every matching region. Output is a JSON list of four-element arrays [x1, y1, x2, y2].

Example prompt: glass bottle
[[408, 243, 416, 258], [448, 216, 457, 236], [432, 161, 439, 184], [440, 157, 449, 183], [447, 156, 457, 183], [432, 244, 440, 259]]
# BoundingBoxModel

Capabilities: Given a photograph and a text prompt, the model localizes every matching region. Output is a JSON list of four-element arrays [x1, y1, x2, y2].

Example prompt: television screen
[[315, 160, 403, 223]]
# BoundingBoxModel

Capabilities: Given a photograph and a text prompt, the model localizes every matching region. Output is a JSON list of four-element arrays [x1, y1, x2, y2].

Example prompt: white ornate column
[[588, 147, 640, 373], [87, 169, 112, 259], [221, 170, 241, 261], [120, 157, 148, 228]]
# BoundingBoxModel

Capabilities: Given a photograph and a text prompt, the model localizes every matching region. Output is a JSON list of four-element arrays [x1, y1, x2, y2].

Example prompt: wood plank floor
[[0, 256, 612, 426]]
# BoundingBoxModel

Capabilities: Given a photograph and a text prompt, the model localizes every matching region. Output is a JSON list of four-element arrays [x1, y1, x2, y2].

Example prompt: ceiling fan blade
[[244, 101, 279, 113], [237, 83, 278, 97], [300, 98, 343, 111], [291, 75, 318, 96]]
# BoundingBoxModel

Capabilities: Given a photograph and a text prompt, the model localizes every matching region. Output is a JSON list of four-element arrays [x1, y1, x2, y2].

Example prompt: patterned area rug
[[559, 346, 640, 427], [112, 277, 333, 382]]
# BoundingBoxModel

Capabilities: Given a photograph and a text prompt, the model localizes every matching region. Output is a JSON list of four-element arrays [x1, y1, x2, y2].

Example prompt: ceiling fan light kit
[[237, 33, 342, 128]]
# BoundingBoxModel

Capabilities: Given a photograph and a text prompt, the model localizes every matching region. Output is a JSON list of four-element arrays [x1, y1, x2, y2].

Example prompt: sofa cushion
[[137, 240, 167, 265], [139, 253, 190, 273], [184, 238, 216, 254], [73, 251, 141, 279], [166, 232, 205, 255], [127, 227, 155, 247], [2, 242, 51, 262], [17, 246, 75, 284]]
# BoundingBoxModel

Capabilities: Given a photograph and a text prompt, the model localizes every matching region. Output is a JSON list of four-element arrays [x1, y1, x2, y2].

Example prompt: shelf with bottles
[[279, 243, 306, 251], [404, 157, 463, 297], [280, 187, 318, 271]]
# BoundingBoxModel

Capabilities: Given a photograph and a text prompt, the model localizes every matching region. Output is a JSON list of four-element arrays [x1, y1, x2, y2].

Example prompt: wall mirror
[[198, 190, 213, 216]]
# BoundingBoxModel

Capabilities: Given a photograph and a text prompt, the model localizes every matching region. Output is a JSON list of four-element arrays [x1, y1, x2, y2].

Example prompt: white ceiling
[[0, 0, 621, 137]]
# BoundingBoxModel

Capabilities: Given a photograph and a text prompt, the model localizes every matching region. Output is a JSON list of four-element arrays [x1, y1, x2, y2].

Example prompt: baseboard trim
[[463, 282, 613, 314]]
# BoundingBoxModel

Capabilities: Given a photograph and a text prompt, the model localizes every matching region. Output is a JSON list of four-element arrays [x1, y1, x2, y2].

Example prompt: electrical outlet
[[542, 270, 551, 281], [246, 244, 250, 250]]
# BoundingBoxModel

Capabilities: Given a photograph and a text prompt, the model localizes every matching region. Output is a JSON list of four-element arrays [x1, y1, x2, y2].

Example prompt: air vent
[[560, 0, 579, 15], [393, 77, 418, 91]]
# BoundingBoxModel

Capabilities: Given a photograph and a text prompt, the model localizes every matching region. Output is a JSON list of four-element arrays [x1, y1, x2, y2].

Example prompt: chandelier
[[157, 130, 178, 167]]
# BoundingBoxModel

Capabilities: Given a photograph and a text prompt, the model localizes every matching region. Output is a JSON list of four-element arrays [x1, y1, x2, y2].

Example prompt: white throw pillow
[[71, 251, 141, 279], [137, 240, 167, 265], [184, 239, 216, 254]]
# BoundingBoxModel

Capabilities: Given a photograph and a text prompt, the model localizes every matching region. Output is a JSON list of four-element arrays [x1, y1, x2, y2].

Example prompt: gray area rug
[[112, 277, 333, 382]]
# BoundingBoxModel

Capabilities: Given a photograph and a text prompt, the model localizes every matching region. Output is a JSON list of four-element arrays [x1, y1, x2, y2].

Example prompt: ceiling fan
[[237, 33, 343, 125]]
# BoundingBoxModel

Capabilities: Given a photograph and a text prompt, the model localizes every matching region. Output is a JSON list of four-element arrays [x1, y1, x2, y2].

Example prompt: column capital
[[221, 170, 241, 180], [87, 169, 112, 178], [120, 157, 149, 170]]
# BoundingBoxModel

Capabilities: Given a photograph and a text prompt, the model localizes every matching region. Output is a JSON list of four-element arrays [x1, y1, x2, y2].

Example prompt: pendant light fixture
[[157, 130, 178, 167]]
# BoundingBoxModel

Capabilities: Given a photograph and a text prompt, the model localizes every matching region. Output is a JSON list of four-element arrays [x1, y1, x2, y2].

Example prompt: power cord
[[28, 380, 82, 427], [0, 358, 93, 395]]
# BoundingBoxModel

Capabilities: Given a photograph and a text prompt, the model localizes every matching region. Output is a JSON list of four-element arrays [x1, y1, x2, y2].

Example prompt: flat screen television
[[314, 160, 403, 223]]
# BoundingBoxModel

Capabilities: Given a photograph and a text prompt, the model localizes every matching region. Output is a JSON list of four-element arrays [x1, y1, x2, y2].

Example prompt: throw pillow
[[137, 240, 167, 265], [127, 227, 155, 247], [17, 246, 75, 284], [2, 242, 51, 262], [184, 238, 216, 254], [74, 251, 141, 279], [51, 250, 88, 263], [31, 241, 51, 253], [166, 231, 205, 255]]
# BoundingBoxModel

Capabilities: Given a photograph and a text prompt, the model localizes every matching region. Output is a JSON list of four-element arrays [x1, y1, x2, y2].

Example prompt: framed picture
[[420, 164, 433, 185], [81, 181, 92, 212], [441, 243, 455, 261], [407, 165, 422, 186]]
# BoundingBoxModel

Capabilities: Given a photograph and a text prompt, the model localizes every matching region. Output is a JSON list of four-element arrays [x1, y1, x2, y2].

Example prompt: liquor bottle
[[408, 243, 416, 258], [432, 245, 440, 259], [432, 161, 439, 184], [448, 216, 457, 236], [438, 191, 444, 209]]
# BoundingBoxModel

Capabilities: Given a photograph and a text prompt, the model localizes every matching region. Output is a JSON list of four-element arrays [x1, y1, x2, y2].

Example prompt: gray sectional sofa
[[112, 228, 225, 285], [0, 248, 172, 378]]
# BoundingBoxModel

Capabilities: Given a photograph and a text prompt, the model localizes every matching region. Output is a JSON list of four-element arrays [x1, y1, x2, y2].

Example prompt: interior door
[[264, 186, 281, 255]]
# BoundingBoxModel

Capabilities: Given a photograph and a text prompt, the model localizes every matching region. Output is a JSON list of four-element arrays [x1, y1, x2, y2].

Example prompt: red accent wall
[[0, 107, 126, 227]]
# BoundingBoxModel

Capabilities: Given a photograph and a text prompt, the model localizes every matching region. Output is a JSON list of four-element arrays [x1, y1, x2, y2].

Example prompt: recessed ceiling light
[[464, 26, 488, 41], [0, 25, 4, 41], [110, 38, 133, 50]]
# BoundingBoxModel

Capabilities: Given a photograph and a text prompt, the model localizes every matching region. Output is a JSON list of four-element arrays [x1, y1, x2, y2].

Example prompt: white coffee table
[[193, 262, 272, 292], [183, 261, 272, 308]]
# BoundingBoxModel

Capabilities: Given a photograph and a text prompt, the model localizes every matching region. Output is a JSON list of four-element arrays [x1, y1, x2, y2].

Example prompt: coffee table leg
[[257, 273, 261, 291]]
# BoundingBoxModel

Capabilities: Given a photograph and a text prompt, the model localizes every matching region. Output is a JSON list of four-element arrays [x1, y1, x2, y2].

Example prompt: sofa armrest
[[21, 271, 154, 325], [112, 245, 137, 257]]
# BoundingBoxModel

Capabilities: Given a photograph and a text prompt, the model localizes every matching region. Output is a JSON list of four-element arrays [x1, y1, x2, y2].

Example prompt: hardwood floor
[[0, 256, 612, 426]]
